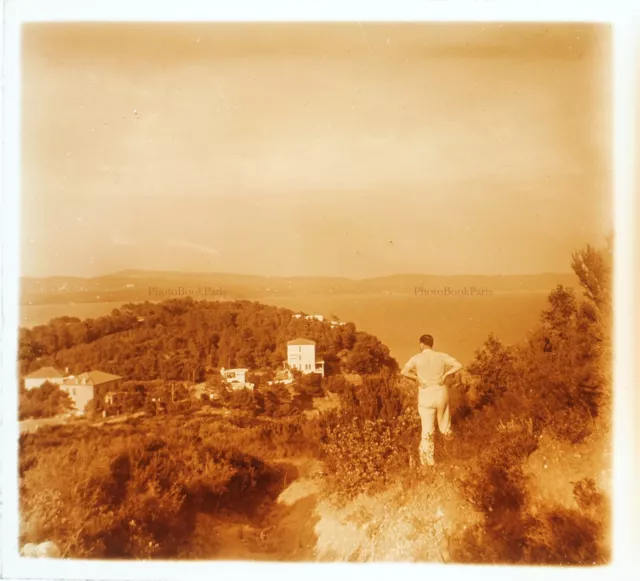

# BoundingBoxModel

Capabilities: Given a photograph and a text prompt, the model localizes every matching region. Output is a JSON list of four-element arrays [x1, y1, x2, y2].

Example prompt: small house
[[286, 338, 325, 376], [24, 367, 65, 390], [220, 367, 254, 391]]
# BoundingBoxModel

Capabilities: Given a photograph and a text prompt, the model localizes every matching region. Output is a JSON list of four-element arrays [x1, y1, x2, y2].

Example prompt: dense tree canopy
[[19, 299, 397, 382]]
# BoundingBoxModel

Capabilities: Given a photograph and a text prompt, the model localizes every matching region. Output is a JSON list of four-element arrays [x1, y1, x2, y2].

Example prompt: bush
[[292, 373, 324, 397], [323, 417, 402, 499], [19, 382, 73, 420], [466, 335, 515, 410], [523, 507, 606, 565], [320, 371, 418, 499], [19, 416, 289, 558], [228, 388, 258, 414], [324, 375, 350, 395], [546, 406, 594, 444]]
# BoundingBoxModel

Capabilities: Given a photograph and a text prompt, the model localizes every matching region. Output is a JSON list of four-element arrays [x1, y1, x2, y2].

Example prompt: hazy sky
[[21, 23, 611, 278]]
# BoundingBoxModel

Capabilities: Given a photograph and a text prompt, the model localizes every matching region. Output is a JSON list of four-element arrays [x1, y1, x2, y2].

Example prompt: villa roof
[[84, 371, 122, 384], [287, 338, 316, 346], [63, 370, 122, 386], [25, 366, 64, 379]]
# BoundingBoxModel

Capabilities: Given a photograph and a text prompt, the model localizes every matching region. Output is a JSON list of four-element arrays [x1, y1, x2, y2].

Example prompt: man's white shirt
[[403, 349, 461, 387]]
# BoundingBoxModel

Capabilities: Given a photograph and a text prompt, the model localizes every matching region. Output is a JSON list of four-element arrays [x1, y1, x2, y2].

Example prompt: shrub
[[228, 388, 258, 414], [19, 382, 73, 420], [452, 475, 610, 565], [546, 406, 594, 445], [324, 375, 350, 395], [293, 373, 324, 397], [523, 507, 605, 565], [19, 417, 287, 558], [323, 417, 402, 499]]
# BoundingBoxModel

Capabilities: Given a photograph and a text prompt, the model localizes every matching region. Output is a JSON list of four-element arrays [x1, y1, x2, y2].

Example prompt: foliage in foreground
[[19, 413, 314, 558], [315, 241, 612, 564]]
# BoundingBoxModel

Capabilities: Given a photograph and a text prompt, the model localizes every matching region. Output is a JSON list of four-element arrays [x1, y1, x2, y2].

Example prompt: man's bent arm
[[401, 360, 419, 382], [442, 359, 463, 380]]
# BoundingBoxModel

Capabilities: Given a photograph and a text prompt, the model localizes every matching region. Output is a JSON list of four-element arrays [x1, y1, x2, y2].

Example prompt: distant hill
[[20, 270, 579, 306]]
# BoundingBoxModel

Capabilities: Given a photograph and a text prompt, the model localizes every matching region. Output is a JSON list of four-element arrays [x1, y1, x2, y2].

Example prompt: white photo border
[[1, 1, 637, 580]]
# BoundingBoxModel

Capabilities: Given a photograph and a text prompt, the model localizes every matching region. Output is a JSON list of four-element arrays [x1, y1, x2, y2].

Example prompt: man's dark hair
[[419, 334, 434, 347]]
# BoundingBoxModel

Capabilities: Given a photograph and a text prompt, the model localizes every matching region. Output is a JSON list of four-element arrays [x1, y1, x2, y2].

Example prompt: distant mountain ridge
[[22, 268, 577, 281], [21, 270, 579, 306]]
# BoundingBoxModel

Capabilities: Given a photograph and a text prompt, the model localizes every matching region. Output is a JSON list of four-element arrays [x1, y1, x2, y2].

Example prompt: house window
[[72, 388, 76, 396], [298, 346, 301, 352]]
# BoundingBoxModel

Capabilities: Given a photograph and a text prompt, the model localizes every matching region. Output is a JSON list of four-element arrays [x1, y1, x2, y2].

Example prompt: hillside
[[18, 299, 396, 381], [306, 241, 612, 563], [17, 243, 611, 563]]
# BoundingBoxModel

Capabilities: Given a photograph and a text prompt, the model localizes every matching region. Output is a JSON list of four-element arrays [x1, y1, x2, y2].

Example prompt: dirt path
[[181, 457, 324, 561], [19, 416, 69, 434], [20, 411, 145, 434]]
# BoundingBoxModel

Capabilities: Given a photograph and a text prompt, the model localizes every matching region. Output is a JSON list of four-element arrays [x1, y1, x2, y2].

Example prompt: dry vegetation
[[310, 241, 612, 564], [19, 242, 612, 563], [20, 413, 315, 558]]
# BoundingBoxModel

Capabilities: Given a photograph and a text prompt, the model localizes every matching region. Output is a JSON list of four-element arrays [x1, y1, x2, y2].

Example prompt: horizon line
[[20, 268, 578, 282]]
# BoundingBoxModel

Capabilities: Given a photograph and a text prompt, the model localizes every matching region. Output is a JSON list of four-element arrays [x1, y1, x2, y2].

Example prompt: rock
[[37, 541, 61, 558], [19, 543, 39, 557], [20, 541, 61, 558]]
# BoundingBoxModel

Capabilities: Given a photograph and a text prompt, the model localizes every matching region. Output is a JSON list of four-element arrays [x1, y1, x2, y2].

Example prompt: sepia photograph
[[2, 4, 629, 575]]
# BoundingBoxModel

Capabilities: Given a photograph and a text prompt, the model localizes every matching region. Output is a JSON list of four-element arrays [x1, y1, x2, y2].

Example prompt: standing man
[[401, 334, 463, 467]]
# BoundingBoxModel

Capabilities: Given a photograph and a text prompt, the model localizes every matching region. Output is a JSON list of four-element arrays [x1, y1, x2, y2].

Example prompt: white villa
[[286, 338, 325, 377], [23, 366, 122, 414], [61, 371, 122, 413]]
